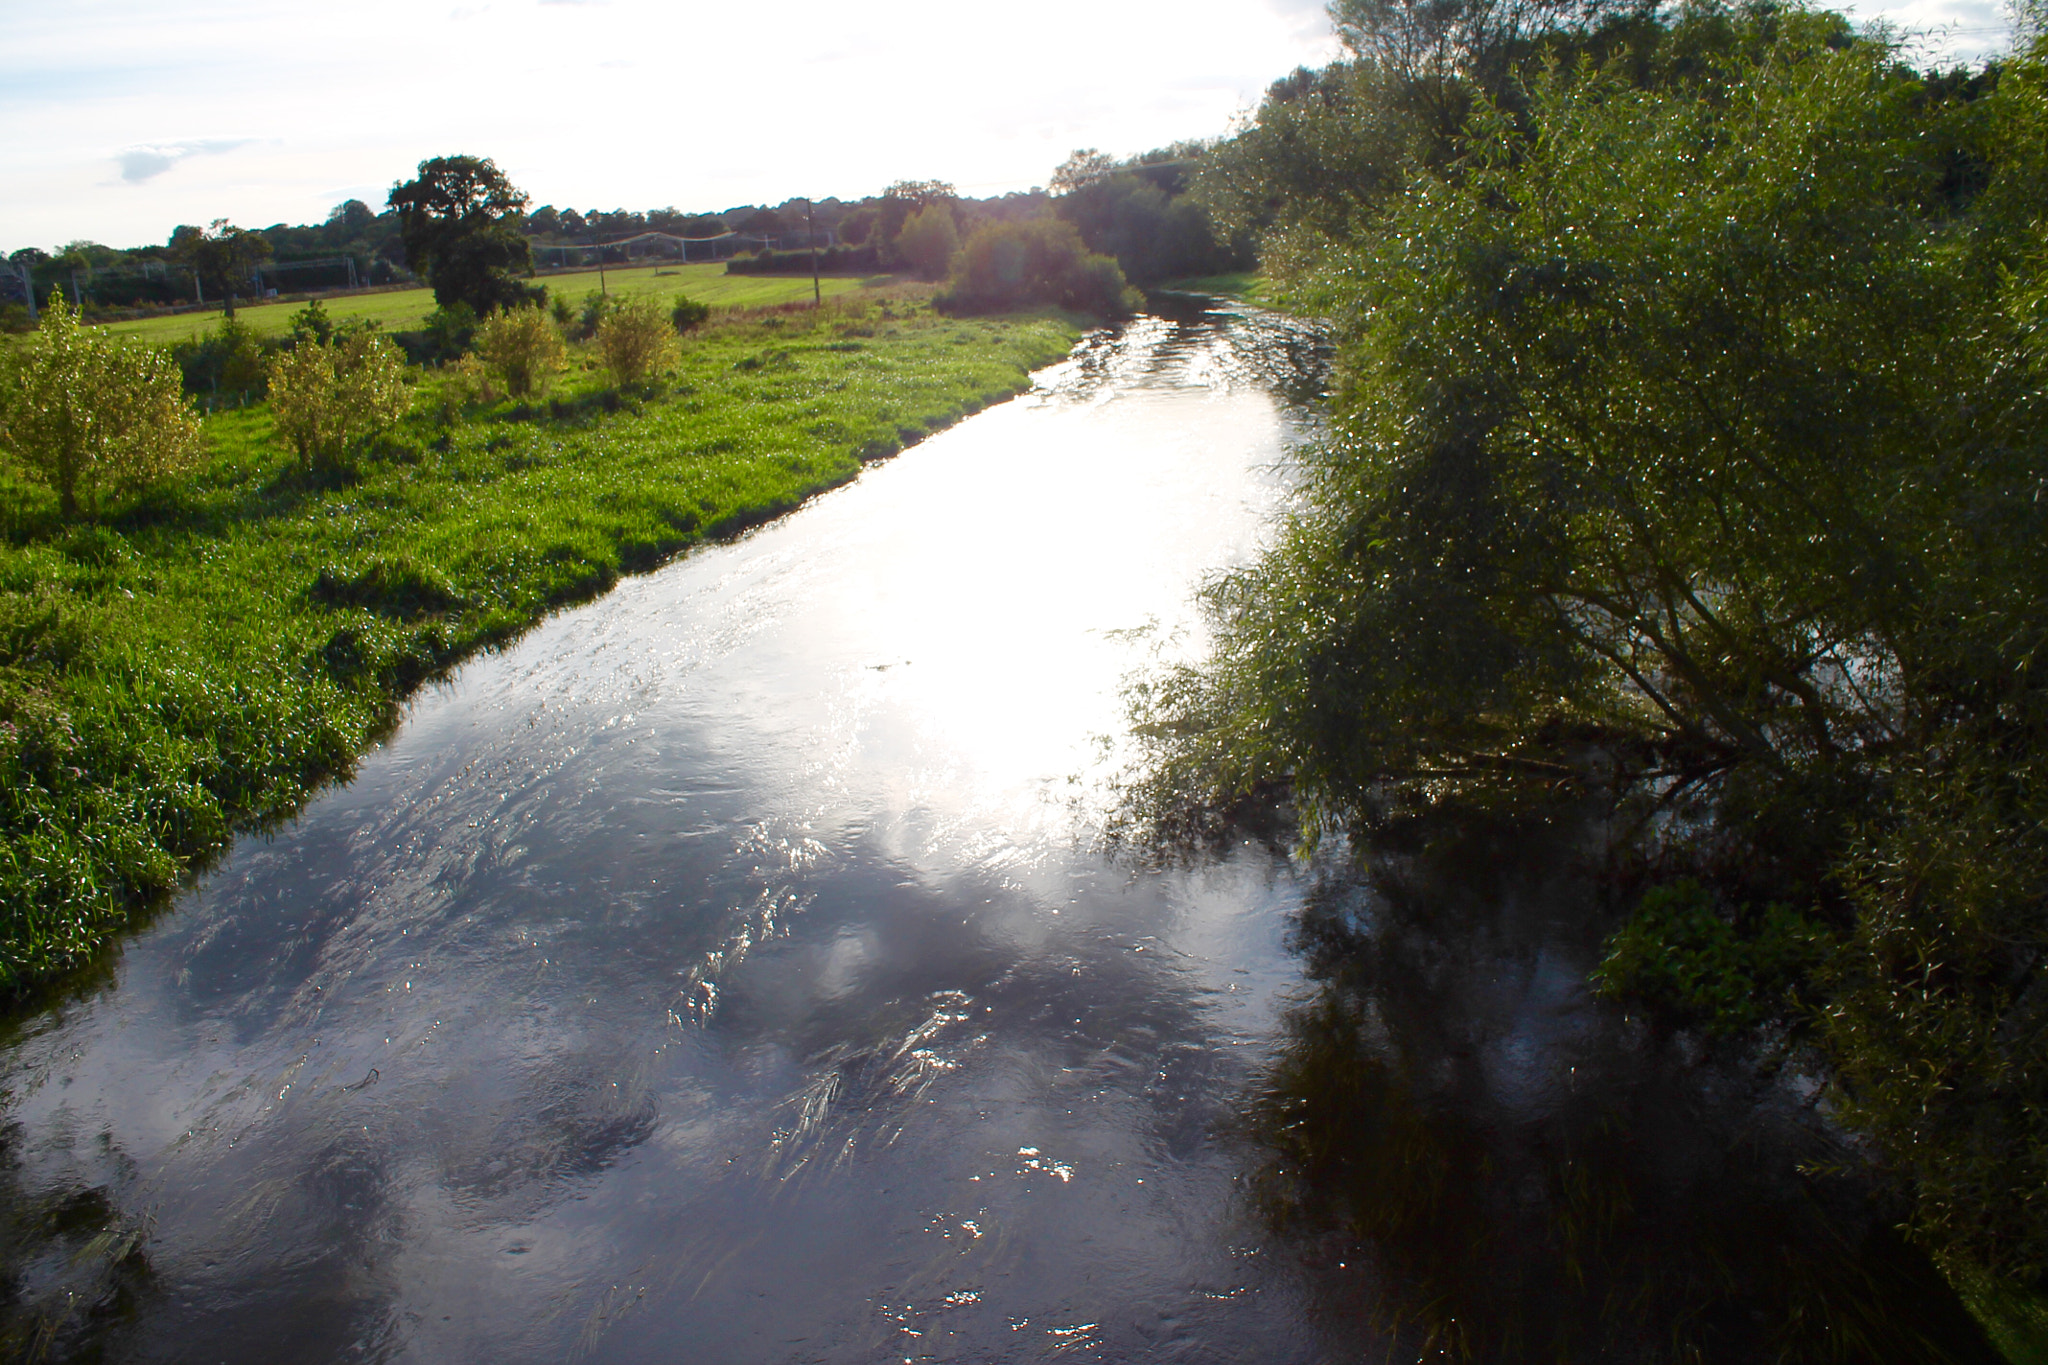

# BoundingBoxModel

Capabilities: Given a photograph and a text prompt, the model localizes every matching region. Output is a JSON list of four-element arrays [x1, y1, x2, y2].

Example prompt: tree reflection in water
[[1245, 803, 2002, 1364]]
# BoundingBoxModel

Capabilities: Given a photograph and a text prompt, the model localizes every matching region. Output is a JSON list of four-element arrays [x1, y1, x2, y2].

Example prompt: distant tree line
[[6, 141, 1255, 333]]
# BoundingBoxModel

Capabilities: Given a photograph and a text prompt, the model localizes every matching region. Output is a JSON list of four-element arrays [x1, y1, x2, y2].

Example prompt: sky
[[0, 0, 2018, 254]]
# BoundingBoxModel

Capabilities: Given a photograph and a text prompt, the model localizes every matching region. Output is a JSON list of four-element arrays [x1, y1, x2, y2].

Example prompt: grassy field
[[1152, 272, 1272, 305], [0, 294, 1080, 999], [93, 262, 882, 345]]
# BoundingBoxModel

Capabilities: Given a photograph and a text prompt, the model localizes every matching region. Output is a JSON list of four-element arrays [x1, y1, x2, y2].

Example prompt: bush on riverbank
[[0, 293, 1078, 1000], [936, 219, 1140, 317]]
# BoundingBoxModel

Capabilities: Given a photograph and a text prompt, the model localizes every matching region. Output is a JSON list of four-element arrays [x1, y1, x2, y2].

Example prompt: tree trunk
[[58, 449, 78, 519]]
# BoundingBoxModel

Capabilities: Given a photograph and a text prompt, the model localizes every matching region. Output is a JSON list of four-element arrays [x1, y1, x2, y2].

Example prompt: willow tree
[[1136, 11, 2048, 1284]]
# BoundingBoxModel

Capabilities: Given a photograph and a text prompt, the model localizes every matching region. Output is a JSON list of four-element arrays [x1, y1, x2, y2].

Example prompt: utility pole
[[20, 262, 35, 323], [806, 199, 821, 307]]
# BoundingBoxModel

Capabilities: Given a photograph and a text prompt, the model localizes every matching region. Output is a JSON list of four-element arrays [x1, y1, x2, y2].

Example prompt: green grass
[[93, 263, 885, 345], [0, 295, 1080, 999], [1946, 1258, 2048, 1364], [1153, 272, 1271, 304]]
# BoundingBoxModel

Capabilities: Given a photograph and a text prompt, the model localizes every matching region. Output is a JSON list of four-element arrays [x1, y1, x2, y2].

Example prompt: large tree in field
[[174, 220, 273, 318], [387, 155, 539, 314]]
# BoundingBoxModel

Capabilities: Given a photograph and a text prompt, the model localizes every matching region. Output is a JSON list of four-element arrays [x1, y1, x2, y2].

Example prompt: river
[[0, 304, 1999, 1363]]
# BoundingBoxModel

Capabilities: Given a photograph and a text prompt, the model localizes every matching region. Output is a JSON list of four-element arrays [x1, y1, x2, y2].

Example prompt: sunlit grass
[[91, 263, 886, 345], [0, 296, 1079, 999], [1153, 272, 1270, 304]]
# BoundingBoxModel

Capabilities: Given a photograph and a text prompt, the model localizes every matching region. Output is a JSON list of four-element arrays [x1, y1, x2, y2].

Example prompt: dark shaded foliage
[[387, 155, 542, 316], [935, 219, 1140, 318], [1132, 0, 2048, 1293]]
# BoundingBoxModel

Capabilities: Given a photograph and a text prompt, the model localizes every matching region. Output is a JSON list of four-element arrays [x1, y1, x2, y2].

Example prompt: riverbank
[[0, 295, 1081, 1001]]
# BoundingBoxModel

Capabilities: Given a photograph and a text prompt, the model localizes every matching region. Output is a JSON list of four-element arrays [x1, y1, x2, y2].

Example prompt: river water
[[0, 306, 2001, 1363]]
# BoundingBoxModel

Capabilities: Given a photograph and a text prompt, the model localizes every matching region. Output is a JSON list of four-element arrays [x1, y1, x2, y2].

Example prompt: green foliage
[[177, 219, 272, 317], [724, 244, 880, 275], [1824, 758, 2048, 1286], [1131, 2, 2048, 1289], [936, 218, 1140, 317], [287, 299, 336, 348], [172, 315, 269, 399], [1943, 1255, 2048, 1364], [410, 303, 478, 366], [0, 300, 1078, 997], [474, 304, 566, 397], [387, 154, 542, 315], [0, 298, 204, 518], [896, 204, 960, 281], [265, 331, 412, 477], [1053, 146, 1251, 284], [594, 297, 679, 387], [576, 289, 614, 341], [1590, 880, 1826, 1033], [670, 295, 710, 333]]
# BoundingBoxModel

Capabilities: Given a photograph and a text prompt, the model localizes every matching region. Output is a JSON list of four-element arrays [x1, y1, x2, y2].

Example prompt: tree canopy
[[1129, 0, 2048, 1294], [175, 220, 273, 317], [387, 155, 540, 315]]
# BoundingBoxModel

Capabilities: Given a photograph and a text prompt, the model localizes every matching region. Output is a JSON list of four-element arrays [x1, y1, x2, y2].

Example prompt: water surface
[[5, 309, 1342, 1362]]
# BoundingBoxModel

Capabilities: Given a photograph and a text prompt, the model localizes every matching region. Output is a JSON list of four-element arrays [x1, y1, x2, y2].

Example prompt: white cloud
[[115, 137, 255, 184]]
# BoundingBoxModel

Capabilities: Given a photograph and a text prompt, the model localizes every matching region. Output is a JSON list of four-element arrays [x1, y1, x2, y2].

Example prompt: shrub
[[550, 294, 575, 327], [422, 303, 477, 361], [936, 218, 1139, 317], [724, 244, 880, 275], [430, 355, 498, 422], [1589, 880, 1826, 1035], [266, 331, 413, 478], [474, 304, 566, 398], [576, 290, 614, 341], [897, 205, 961, 281], [671, 295, 711, 332], [288, 299, 336, 348], [0, 297, 204, 517], [1825, 761, 2048, 1284], [595, 298, 680, 387], [173, 315, 268, 398]]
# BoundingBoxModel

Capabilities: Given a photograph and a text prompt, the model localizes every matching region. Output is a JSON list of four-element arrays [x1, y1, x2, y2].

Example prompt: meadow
[[94, 262, 878, 345], [0, 294, 1080, 998], [1153, 272, 1270, 304]]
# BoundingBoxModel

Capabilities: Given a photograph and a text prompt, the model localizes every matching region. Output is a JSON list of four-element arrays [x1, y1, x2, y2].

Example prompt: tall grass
[[0, 297, 1078, 999]]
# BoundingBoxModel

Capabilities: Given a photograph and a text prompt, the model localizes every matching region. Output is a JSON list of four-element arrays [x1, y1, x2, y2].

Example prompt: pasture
[[93, 262, 885, 344]]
